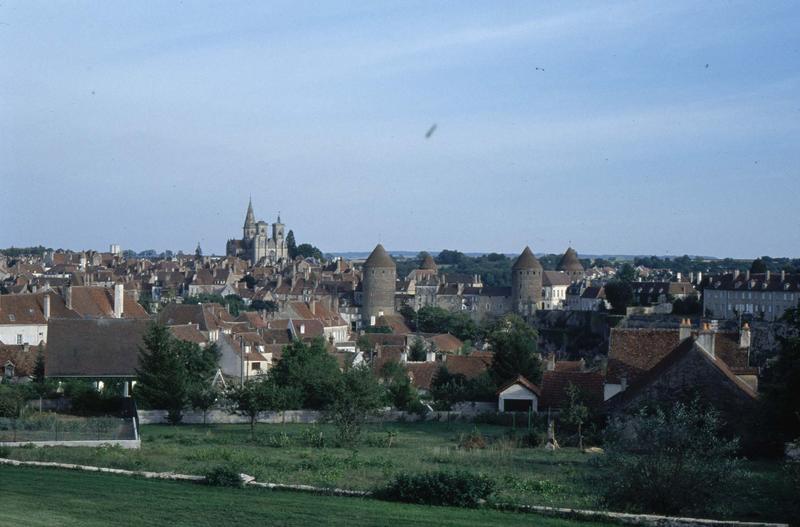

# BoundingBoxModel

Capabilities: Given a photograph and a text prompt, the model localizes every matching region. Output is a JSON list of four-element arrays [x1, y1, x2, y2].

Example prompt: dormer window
[[8, 314, 15, 322]]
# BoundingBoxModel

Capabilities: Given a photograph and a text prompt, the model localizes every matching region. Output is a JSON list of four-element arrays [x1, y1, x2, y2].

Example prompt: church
[[226, 199, 288, 265]]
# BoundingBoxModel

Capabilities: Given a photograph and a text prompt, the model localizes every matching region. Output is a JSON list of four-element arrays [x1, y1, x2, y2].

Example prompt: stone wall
[[138, 403, 496, 425]]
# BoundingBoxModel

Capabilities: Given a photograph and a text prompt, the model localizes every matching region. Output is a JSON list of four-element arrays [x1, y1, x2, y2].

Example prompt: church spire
[[244, 197, 255, 228]]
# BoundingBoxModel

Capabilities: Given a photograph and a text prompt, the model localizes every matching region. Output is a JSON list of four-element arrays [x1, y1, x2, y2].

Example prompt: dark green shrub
[[204, 465, 244, 487], [602, 400, 742, 516], [0, 446, 11, 457], [458, 428, 487, 450], [375, 470, 495, 508]]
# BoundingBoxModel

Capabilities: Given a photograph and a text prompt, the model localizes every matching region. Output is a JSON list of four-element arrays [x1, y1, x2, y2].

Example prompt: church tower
[[243, 198, 256, 241]]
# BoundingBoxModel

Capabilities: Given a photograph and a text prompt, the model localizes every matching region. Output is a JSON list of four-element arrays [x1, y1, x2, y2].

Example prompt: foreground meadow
[[3, 421, 795, 523], [0, 464, 618, 527]]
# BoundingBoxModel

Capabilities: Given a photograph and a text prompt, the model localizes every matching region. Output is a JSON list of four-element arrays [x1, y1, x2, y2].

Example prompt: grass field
[[0, 464, 616, 527], [2, 421, 796, 523]]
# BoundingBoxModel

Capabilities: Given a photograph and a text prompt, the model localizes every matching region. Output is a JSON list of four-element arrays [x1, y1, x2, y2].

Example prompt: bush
[[375, 470, 495, 508], [602, 400, 742, 516], [0, 446, 11, 457], [204, 465, 244, 487], [458, 428, 487, 450]]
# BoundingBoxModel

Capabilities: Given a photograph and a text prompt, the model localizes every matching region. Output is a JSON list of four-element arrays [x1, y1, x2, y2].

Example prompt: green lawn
[[0, 464, 614, 527], [2, 421, 795, 523]]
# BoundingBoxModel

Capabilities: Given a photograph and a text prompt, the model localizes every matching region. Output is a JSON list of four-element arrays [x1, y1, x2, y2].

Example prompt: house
[[603, 327, 759, 436], [539, 370, 604, 412], [605, 321, 753, 400], [541, 271, 571, 310], [0, 343, 37, 383], [497, 375, 541, 412], [0, 292, 78, 345], [45, 318, 151, 396], [64, 284, 150, 319], [158, 303, 234, 342], [280, 301, 351, 343], [630, 281, 698, 305], [703, 270, 800, 321], [217, 332, 272, 383]]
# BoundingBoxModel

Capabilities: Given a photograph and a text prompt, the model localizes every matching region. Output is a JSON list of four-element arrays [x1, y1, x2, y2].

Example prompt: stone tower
[[557, 247, 584, 282], [243, 198, 257, 241], [511, 246, 543, 315], [362, 244, 396, 325]]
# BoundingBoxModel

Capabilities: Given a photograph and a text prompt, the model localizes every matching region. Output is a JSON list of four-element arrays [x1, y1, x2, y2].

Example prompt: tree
[[561, 382, 589, 449], [602, 400, 741, 516], [326, 364, 385, 444], [357, 334, 375, 360], [616, 263, 636, 282], [761, 304, 800, 447], [33, 344, 46, 384], [436, 249, 464, 265], [750, 258, 767, 274], [135, 324, 189, 424], [380, 361, 418, 410], [189, 384, 219, 425], [486, 315, 542, 385], [225, 378, 268, 439], [408, 337, 427, 362], [250, 300, 278, 313], [604, 280, 633, 314], [286, 230, 297, 259], [271, 338, 340, 409], [399, 304, 416, 328], [296, 243, 323, 261]]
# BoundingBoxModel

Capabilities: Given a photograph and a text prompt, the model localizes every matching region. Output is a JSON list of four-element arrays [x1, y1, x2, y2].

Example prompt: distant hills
[[327, 250, 721, 261]]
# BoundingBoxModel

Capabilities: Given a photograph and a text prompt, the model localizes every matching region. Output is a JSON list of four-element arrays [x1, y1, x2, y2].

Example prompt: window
[[251, 362, 261, 371], [17, 334, 23, 344], [8, 314, 15, 322]]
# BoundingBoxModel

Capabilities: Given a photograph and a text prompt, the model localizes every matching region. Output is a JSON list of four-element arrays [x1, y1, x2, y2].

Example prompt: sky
[[1, 1, 799, 259]]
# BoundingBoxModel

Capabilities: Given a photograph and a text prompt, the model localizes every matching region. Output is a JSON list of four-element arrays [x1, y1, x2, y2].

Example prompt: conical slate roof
[[420, 254, 437, 270], [512, 246, 542, 271], [364, 244, 396, 268], [557, 247, 584, 272]]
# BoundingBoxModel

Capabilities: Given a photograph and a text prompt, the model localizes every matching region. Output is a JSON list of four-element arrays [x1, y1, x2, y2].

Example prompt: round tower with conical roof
[[511, 246, 543, 315], [557, 247, 584, 282], [362, 244, 396, 325]]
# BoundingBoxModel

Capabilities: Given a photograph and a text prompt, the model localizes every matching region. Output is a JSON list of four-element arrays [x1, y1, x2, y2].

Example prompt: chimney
[[781, 270, 786, 282], [310, 300, 316, 315], [679, 318, 692, 341], [546, 353, 556, 371], [65, 286, 73, 310], [745, 270, 750, 281], [696, 271, 702, 284], [697, 322, 715, 357], [739, 323, 751, 350], [676, 272, 682, 282], [733, 270, 740, 279], [114, 283, 124, 318], [43, 294, 51, 321], [689, 272, 695, 284]]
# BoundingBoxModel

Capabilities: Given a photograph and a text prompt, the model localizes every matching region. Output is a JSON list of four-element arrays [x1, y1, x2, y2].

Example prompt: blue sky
[[2, 1, 798, 258]]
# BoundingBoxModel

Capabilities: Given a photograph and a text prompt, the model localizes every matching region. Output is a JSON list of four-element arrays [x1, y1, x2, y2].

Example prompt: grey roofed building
[[46, 318, 151, 378]]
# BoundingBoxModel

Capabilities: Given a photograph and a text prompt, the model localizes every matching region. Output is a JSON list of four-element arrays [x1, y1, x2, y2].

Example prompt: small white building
[[497, 375, 541, 412]]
